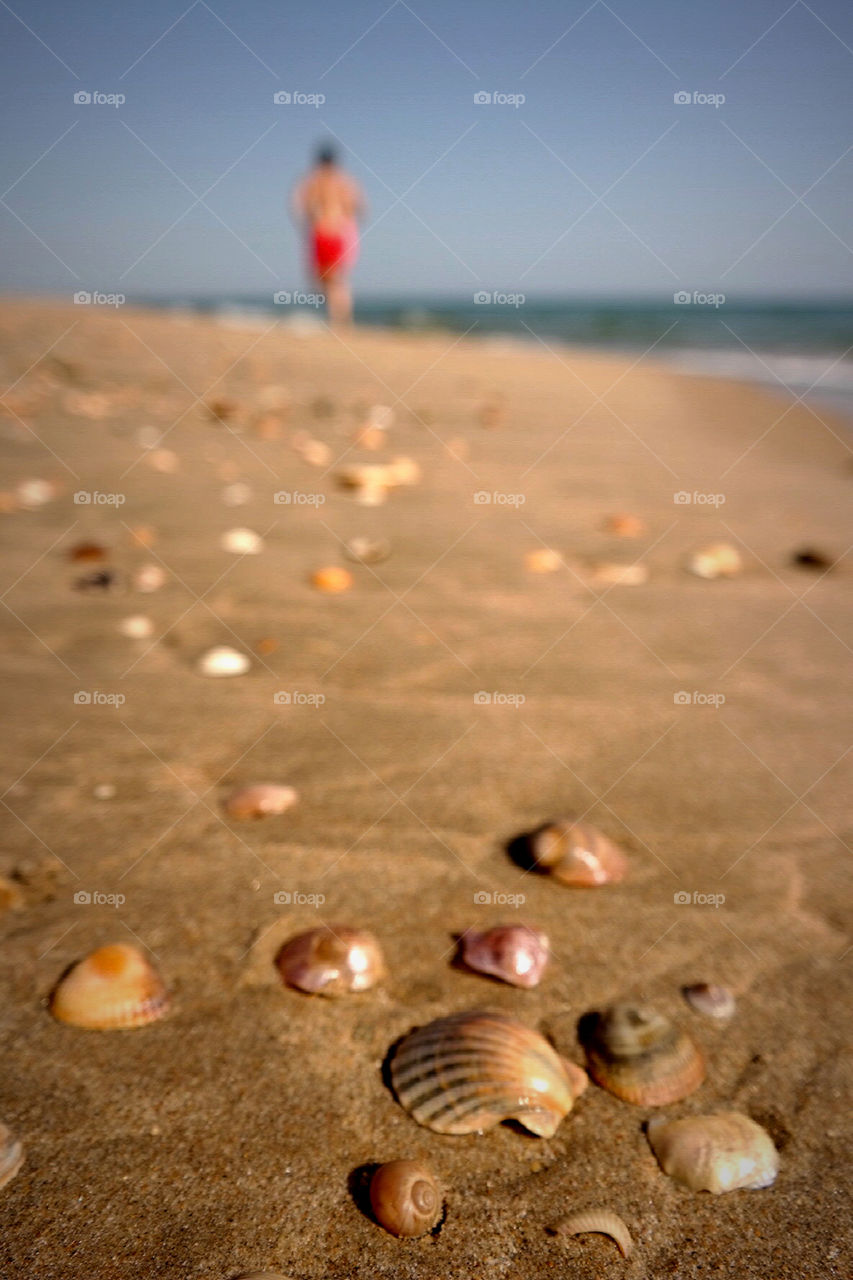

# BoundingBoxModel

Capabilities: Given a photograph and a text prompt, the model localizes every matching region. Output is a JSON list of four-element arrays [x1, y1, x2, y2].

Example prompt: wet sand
[[0, 298, 851, 1279]]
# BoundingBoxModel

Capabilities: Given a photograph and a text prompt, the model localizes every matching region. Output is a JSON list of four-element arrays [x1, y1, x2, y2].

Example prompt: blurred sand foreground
[[0, 298, 850, 1279]]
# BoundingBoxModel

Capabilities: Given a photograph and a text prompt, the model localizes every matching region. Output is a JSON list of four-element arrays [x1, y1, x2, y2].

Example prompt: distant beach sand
[[0, 298, 850, 1279]]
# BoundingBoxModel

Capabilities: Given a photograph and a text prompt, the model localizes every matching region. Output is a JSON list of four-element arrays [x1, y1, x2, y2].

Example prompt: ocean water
[[147, 295, 853, 421]]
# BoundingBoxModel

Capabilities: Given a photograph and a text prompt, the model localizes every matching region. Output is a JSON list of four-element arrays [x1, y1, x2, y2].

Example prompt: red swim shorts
[[310, 222, 358, 278]]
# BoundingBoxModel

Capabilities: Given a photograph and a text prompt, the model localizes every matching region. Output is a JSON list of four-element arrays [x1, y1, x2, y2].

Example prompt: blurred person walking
[[291, 144, 365, 327]]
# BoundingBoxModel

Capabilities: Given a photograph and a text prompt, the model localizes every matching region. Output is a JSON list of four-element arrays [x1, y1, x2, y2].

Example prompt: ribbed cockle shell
[[458, 925, 549, 988], [528, 819, 627, 887], [275, 925, 386, 996], [49, 943, 169, 1030], [647, 1112, 779, 1193], [580, 1003, 704, 1106], [390, 1010, 587, 1136]]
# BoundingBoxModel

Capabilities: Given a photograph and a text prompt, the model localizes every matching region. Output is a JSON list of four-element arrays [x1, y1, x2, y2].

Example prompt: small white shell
[[553, 1209, 633, 1258], [687, 543, 742, 579], [647, 1112, 779, 1193], [133, 563, 167, 593], [224, 784, 298, 820], [682, 982, 736, 1019], [222, 482, 252, 506], [196, 645, 251, 677], [591, 561, 649, 586], [16, 478, 55, 508], [0, 1122, 24, 1190], [221, 527, 263, 555], [118, 614, 154, 639]]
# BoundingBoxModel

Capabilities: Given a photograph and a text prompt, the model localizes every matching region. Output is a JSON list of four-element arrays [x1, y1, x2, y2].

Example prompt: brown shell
[[580, 1003, 705, 1106], [390, 1010, 585, 1137], [223, 784, 298, 820], [275, 925, 386, 996], [369, 1160, 442, 1237], [458, 925, 549, 988], [49, 943, 169, 1030], [647, 1112, 779, 1193], [528, 819, 627, 887]]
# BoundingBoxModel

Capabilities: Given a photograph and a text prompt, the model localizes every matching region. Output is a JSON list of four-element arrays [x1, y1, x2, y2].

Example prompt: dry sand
[[0, 298, 851, 1279]]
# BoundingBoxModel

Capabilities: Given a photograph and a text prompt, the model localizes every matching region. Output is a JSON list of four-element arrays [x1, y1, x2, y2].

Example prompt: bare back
[[294, 167, 362, 231]]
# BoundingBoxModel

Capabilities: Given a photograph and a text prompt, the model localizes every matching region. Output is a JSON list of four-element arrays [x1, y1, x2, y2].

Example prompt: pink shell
[[459, 925, 549, 988]]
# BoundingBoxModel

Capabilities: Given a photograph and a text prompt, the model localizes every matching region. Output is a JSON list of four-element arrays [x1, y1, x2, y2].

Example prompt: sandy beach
[[0, 297, 850, 1279]]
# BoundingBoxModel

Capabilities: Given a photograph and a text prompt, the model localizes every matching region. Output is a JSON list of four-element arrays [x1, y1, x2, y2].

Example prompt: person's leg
[[324, 274, 352, 326]]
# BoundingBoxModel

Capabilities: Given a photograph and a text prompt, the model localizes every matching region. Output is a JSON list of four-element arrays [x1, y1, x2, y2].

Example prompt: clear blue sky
[[0, 0, 850, 299]]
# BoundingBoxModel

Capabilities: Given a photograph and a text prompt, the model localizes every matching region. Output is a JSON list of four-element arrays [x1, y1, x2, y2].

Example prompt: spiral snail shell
[[369, 1160, 442, 1237]]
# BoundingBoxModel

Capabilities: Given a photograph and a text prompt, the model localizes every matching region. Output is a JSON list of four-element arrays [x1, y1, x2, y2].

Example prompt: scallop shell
[[390, 1010, 586, 1136], [687, 543, 742, 579], [580, 1003, 705, 1105], [527, 819, 627, 887], [458, 925, 549, 988], [310, 566, 353, 593], [369, 1160, 442, 1237], [682, 982, 736, 1019], [276, 925, 386, 996], [0, 1121, 24, 1190], [224, 784, 298, 820], [196, 645, 251, 676], [552, 1209, 633, 1258], [49, 943, 169, 1030], [647, 1112, 779, 1193]]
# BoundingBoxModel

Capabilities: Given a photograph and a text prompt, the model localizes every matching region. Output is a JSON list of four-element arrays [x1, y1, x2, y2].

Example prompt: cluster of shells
[[15, 812, 779, 1271]]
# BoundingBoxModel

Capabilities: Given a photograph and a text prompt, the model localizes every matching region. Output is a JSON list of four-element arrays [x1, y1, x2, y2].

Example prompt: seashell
[[580, 1003, 705, 1106], [458, 925, 549, 988], [355, 481, 388, 506], [221, 527, 263, 555], [148, 447, 179, 473], [298, 438, 332, 467], [385, 456, 421, 487], [369, 1159, 441, 1237], [224, 784, 298, 820], [93, 783, 116, 800], [552, 1209, 633, 1258], [524, 548, 562, 574], [0, 1121, 24, 1190], [687, 543, 742, 579], [310, 566, 352, 593], [118, 614, 154, 639], [0, 876, 25, 913], [646, 1111, 779, 1193], [603, 513, 647, 538], [791, 546, 834, 571], [197, 645, 251, 677], [49, 943, 169, 1030], [68, 541, 107, 562], [276, 925, 386, 996], [590, 561, 649, 586], [222, 481, 252, 506], [390, 1010, 587, 1136], [16, 478, 56, 508], [526, 819, 627, 887], [682, 982, 736, 1020], [133, 563, 167, 593], [344, 536, 391, 565]]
